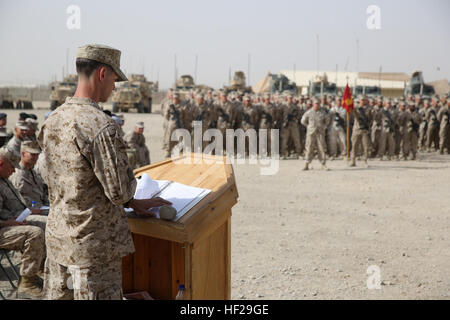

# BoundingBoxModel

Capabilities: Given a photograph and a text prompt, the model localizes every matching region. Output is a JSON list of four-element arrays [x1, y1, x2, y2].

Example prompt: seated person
[[0, 147, 45, 298], [10, 141, 49, 209], [124, 121, 151, 168], [6, 121, 30, 157]]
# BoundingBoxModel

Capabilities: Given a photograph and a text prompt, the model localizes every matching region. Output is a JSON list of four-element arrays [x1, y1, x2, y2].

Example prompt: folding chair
[[0, 249, 21, 291]]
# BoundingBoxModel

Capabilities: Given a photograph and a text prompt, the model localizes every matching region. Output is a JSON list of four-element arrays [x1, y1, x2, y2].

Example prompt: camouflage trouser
[[370, 126, 381, 157], [305, 131, 326, 164], [162, 119, 169, 151], [439, 125, 450, 153], [281, 123, 301, 156], [327, 127, 346, 157], [426, 125, 439, 150], [395, 131, 403, 156], [137, 146, 150, 166], [378, 130, 395, 158], [0, 225, 45, 277], [402, 130, 418, 158], [351, 130, 370, 161], [418, 122, 427, 149], [126, 148, 138, 169], [43, 258, 123, 300]]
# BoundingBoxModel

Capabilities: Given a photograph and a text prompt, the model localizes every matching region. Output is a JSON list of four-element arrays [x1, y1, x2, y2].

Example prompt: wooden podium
[[122, 153, 238, 300]]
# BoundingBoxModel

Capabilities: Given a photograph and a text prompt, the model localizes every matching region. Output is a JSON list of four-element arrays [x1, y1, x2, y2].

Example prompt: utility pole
[[194, 54, 198, 83], [316, 34, 320, 75], [247, 53, 251, 86]]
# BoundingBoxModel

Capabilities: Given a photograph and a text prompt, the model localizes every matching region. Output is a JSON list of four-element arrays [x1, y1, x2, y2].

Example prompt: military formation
[[161, 89, 450, 169]]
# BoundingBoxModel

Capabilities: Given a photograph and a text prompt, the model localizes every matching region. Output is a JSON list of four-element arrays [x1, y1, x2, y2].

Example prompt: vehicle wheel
[[16, 100, 23, 109], [112, 103, 119, 113], [26, 102, 33, 109], [50, 100, 57, 110], [148, 98, 152, 113], [136, 102, 143, 113]]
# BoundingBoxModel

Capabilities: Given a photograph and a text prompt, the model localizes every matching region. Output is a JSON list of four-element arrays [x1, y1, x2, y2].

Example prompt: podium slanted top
[[128, 153, 239, 243]]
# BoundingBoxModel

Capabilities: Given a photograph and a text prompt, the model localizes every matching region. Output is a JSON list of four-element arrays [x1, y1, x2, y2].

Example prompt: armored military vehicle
[[49, 74, 78, 110], [353, 85, 381, 97], [404, 71, 435, 98], [111, 81, 143, 113], [128, 74, 153, 113], [173, 75, 196, 99], [268, 73, 298, 95], [223, 71, 252, 95], [308, 73, 338, 97]]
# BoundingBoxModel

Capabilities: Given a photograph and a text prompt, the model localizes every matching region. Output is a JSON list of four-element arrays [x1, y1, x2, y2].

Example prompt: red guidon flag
[[342, 84, 354, 113]]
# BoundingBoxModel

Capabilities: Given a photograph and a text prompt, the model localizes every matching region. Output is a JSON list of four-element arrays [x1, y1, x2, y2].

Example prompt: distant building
[[279, 70, 410, 97]]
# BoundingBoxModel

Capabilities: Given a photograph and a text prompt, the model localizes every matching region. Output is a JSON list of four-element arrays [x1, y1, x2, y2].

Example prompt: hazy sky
[[1, 0, 449, 89]]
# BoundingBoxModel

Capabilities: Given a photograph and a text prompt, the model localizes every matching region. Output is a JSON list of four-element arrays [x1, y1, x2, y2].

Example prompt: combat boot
[[302, 162, 309, 171], [321, 163, 330, 171], [292, 153, 299, 160], [18, 275, 43, 299], [349, 159, 356, 167]]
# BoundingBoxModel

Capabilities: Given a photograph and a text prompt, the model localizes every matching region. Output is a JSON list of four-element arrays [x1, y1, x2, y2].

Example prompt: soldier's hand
[[128, 198, 173, 216], [0, 219, 26, 227]]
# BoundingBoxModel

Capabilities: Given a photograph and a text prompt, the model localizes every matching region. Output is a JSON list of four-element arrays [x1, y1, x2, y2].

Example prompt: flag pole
[[346, 111, 350, 160]]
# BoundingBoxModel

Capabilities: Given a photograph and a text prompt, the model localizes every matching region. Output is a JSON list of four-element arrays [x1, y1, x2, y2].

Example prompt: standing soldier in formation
[[401, 102, 421, 160], [395, 101, 407, 159], [280, 94, 302, 159], [164, 92, 183, 158], [425, 97, 441, 152], [301, 99, 330, 171], [370, 97, 383, 157], [161, 89, 173, 154], [378, 99, 397, 160], [327, 96, 346, 159], [437, 97, 450, 154], [418, 98, 429, 150], [192, 93, 216, 152], [259, 94, 274, 155], [350, 96, 372, 167], [215, 91, 237, 154]]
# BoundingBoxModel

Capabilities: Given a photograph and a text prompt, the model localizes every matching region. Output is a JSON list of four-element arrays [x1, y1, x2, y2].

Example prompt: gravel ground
[[1, 102, 449, 299]]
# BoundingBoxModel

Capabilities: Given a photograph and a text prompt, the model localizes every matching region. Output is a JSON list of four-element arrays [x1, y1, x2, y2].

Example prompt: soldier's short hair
[[76, 58, 111, 78]]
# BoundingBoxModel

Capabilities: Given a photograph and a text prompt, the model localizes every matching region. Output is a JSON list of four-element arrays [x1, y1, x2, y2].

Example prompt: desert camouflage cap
[[16, 121, 29, 130], [0, 147, 21, 168], [25, 118, 38, 130], [21, 140, 41, 154], [136, 121, 145, 128], [77, 44, 128, 82]]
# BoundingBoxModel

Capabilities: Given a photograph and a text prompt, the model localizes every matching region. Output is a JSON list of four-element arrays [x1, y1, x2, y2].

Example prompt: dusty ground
[[1, 102, 449, 299]]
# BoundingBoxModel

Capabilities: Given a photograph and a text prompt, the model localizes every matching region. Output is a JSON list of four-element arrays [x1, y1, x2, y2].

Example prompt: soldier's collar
[[65, 97, 102, 110]]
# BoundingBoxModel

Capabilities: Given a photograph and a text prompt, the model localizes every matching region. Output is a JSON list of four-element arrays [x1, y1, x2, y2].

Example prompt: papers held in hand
[[16, 208, 32, 222], [129, 173, 211, 222]]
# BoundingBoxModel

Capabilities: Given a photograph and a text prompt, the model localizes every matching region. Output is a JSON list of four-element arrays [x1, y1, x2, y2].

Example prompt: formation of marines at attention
[[160, 89, 450, 169]]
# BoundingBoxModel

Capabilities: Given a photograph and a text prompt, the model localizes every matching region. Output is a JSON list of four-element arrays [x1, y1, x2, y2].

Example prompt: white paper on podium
[[16, 208, 32, 222], [129, 173, 211, 221], [134, 173, 170, 200], [40, 206, 50, 210]]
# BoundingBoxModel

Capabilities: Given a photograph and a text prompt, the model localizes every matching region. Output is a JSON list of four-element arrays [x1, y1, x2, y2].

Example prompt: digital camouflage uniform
[[124, 130, 150, 167], [301, 108, 330, 165], [378, 107, 397, 159], [10, 161, 49, 208], [351, 105, 372, 163], [0, 177, 46, 277], [280, 102, 302, 157], [400, 109, 421, 159], [437, 104, 450, 154], [425, 106, 440, 152], [37, 96, 136, 300]]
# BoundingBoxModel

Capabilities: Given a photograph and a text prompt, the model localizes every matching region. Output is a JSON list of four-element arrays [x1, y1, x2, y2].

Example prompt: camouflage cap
[[0, 147, 20, 168], [76, 44, 128, 82], [25, 118, 38, 131], [21, 140, 41, 154], [16, 121, 30, 130], [136, 121, 145, 128], [0, 113, 7, 120]]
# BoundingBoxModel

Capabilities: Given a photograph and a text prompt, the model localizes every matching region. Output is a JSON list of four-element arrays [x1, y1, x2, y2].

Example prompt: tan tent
[[252, 72, 271, 94]]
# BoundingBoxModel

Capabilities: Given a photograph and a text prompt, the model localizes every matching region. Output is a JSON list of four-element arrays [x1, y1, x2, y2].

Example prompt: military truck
[[111, 81, 143, 113], [308, 73, 338, 97], [49, 74, 78, 110], [0, 93, 14, 109], [353, 85, 381, 97], [404, 71, 435, 98], [223, 71, 252, 95], [268, 73, 298, 95], [128, 74, 153, 113], [173, 75, 196, 99]]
